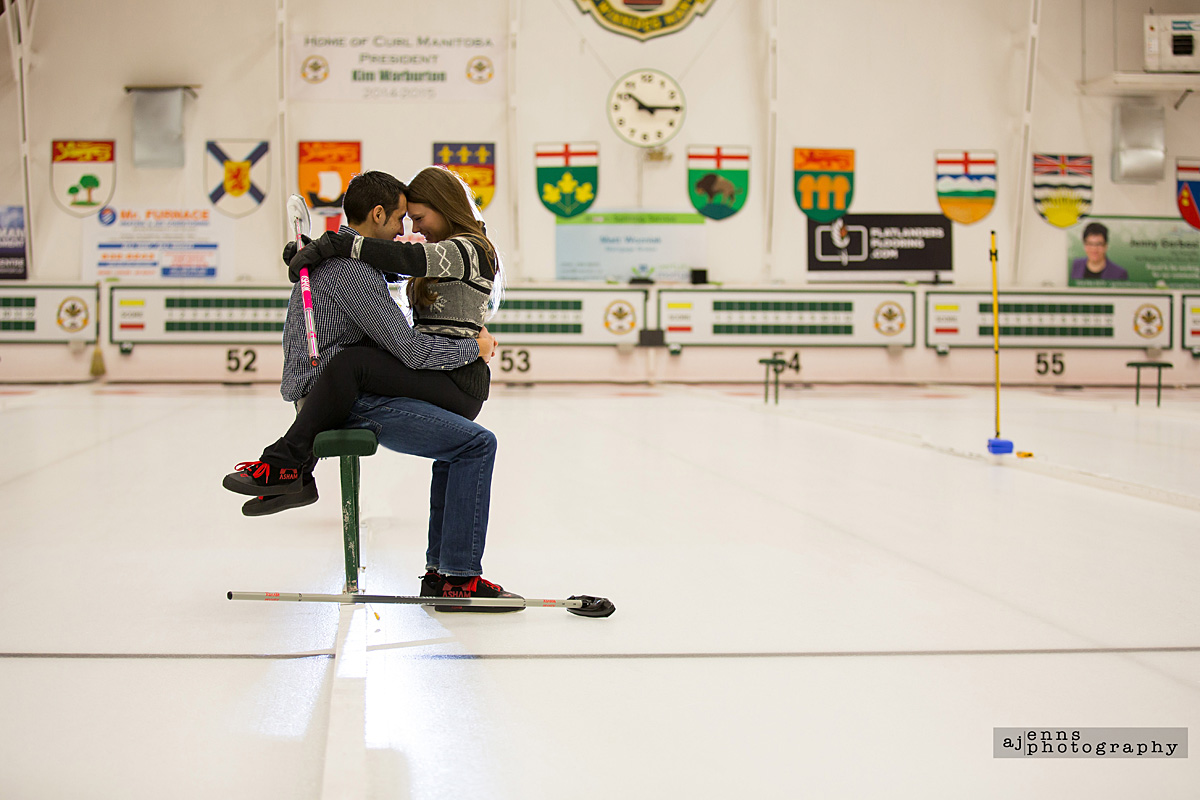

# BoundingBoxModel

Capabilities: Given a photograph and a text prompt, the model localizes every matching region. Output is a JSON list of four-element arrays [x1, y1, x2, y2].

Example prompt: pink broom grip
[[286, 195, 319, 367]]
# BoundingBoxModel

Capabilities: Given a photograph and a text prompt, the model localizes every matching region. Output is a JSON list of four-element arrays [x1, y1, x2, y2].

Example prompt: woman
[[224, 165, 504, 503]]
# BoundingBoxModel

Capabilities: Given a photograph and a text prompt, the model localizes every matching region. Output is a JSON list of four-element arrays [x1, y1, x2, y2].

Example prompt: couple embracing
[[223, 166, 522, 611]]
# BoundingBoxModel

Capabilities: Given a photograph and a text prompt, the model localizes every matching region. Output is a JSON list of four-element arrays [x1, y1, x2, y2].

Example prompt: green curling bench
[[313, 428, 378, 593], [1126, 361, 1173, 407], [758, 357, 787, 404]]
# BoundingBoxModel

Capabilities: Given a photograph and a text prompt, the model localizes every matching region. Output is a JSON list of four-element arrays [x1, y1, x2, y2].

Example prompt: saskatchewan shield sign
[[794, 148, 854, 223], [535, 142, 598, 218], [935, 150, 996, 225], [687, 146, 748, 220]]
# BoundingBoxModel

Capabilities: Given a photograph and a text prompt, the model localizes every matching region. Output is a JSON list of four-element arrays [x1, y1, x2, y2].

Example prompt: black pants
[[262, 344, 484, 468]]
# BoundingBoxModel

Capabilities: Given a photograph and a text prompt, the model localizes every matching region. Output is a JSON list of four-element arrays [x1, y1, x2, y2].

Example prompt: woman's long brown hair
[[405, 166, 497, 310]]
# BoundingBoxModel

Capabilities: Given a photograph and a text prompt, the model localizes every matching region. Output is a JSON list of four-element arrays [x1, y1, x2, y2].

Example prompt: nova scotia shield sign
[[206, 140, 269, 218]]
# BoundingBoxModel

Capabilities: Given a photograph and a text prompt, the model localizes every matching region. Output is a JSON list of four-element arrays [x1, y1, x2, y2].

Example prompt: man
[[1071, 222, 1128, 281], [240, 170, 521, 610]]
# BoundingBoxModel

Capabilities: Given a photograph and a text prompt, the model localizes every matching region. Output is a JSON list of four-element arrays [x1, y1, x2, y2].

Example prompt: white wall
[[4, 0, 1200, 287]]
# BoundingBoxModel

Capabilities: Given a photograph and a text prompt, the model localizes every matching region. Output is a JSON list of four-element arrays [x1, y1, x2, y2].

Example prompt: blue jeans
[[345, 393, 496, 577]]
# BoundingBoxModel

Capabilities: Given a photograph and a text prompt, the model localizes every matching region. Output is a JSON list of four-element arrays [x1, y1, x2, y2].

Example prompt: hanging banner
[[935, 150, 996, 225], [298, 141, 361, 231], [433, 142, 495, 210], [1176, 158, 1200, 230], [1067, 216, 1200, 288], [290, 32, 504, 103], [51, 140, 116, 217], [687, 146, 749, 220], [206, 140, 269, 218], [535, 142, 598, 218], [572, 0, 716, 41], [794, 148, 854, 223], [81, 206, 234, 282], [1033, 153, 1093, 228], [0, 206, 26, 279]]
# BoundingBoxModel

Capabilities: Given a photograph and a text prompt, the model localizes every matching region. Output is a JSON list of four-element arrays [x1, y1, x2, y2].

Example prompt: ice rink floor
[[1, 380, 1198, 799]]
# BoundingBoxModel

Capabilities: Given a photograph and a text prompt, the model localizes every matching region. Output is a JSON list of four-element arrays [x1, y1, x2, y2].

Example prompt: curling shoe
[[419, 570, 443, 597], [435, 576, 524, 613], [223, 459, 305, 496], [241, 475, 318, 516]]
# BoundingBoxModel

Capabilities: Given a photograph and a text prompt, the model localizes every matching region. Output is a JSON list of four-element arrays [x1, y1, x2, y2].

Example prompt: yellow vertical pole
[[990, 230, 1001, 439]]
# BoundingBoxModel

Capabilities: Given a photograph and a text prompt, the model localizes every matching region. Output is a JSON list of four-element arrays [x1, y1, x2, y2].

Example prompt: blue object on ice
[[987, 438, 1014, 454]]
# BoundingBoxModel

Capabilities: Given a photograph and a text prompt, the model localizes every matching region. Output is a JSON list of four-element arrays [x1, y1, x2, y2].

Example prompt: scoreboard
[[926, 292, 1172, 349], [658, 289, 916, 347]]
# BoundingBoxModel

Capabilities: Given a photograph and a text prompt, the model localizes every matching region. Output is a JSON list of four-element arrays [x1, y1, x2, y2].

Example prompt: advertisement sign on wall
[[0, 207, 26, 279], [81, 206, 234, 281], [1067, 216, 1200, 288], [806, 213, 953, 282]]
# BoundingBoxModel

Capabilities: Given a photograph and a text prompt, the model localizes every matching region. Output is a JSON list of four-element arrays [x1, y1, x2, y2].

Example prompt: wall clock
[[606, 68, 686, 148]]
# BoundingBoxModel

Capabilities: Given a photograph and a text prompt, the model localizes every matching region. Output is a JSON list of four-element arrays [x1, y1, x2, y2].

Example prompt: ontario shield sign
[[535, 142, 598, 218]]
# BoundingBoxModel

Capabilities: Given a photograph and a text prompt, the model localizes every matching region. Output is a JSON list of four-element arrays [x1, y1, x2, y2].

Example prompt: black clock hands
[[624, 93, 654, 113], [624, 93, 680, 115]]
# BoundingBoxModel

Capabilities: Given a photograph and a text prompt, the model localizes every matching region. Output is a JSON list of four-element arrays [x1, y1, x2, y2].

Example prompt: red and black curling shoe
[[222, 460, 305, 497]]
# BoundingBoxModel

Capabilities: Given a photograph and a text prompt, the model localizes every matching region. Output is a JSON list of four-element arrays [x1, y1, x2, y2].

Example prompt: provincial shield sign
[[1033, 154, 1093, 228], [935, 150, 996, 225], [688, 146, 748, 220], [433, 142, 496, 210], [206, 140, 269, 218], [535, 142, 598, 218], [298, 141, 361, 231], [51, 140, 116, 217], [794, 148, 854, 223], [1176, 158, 1200, 231]]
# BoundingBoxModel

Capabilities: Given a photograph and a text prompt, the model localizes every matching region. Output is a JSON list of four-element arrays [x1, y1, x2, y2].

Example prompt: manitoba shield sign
[[687, 146, 748, 220]]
